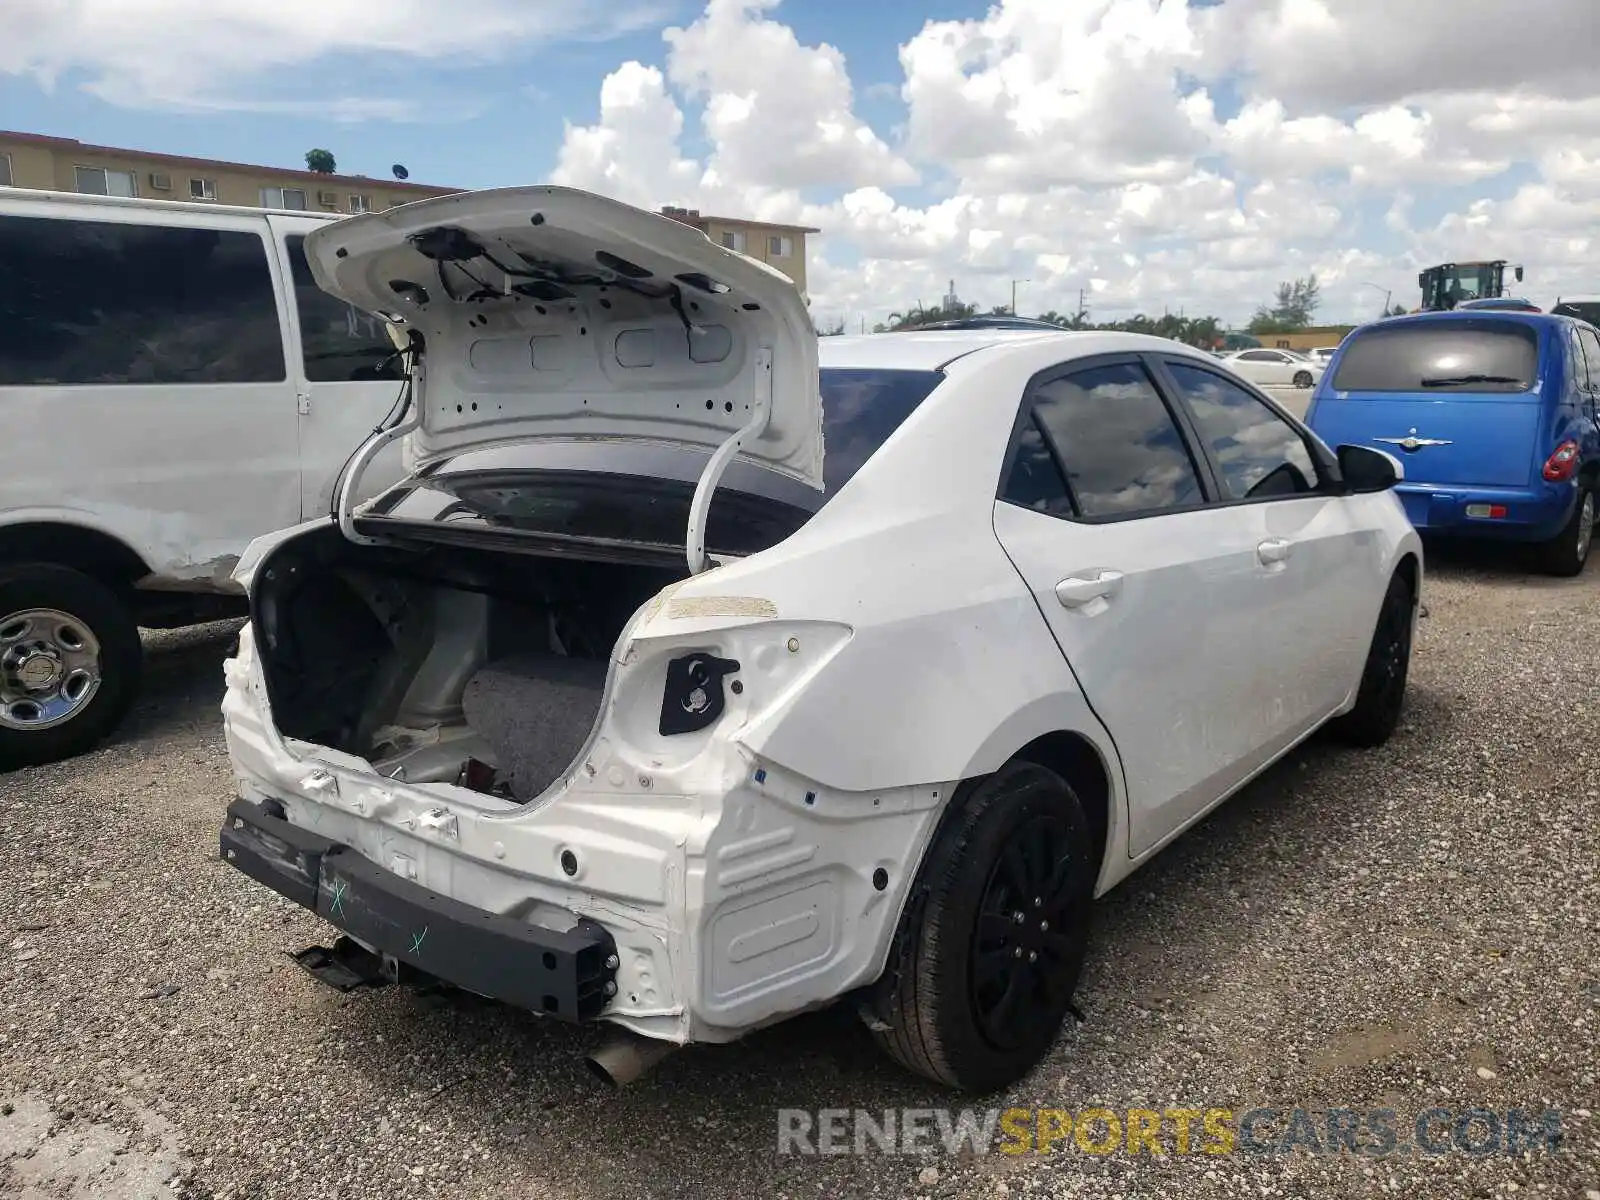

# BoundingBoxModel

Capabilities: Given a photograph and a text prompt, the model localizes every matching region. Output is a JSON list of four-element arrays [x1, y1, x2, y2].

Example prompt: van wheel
[[1293, 370, 1314, 388], [1536, 488, 1594, 577], [0, 564, 142, 770], [1329, 570, 1414, 748], [869, 761, 1094, 1093]]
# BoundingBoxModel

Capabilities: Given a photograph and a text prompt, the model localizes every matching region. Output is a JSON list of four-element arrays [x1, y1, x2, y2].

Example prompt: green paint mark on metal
[[410, 926, 428, 955], [329, 879, 348, 918]]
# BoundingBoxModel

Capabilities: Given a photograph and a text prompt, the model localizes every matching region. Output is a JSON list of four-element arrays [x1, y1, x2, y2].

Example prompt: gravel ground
[[1, 551, 1597, 1200]]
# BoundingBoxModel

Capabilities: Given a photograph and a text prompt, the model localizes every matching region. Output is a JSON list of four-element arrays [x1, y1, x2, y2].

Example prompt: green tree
[[1185, 315, 1222, 347], [305, 148, 337, 174], [1249, 274, 1321, 333]]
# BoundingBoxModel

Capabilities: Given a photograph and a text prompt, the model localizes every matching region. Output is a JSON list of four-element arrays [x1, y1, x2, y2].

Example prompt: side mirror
[[1338, 444, 1404, 493]]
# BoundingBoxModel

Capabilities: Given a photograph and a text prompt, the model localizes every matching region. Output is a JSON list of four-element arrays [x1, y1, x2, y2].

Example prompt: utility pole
[[1361, 282, 1391, 320], [1011, 278, 1029, 315], [1078, 287, 1087, 326]]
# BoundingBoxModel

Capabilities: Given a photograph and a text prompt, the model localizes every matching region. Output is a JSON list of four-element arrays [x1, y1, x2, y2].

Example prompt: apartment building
[[0, 130, 458, 214], [0, 132, 818, 298], [658, 206, 818, 299]]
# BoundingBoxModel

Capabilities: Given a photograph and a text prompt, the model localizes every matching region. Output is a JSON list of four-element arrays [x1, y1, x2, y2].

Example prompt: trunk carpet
[[461, 655, 610, 800]]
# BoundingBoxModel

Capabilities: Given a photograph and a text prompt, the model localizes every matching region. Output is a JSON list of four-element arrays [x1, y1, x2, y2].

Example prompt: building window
[[0, 214, 287, 386], [720, 230, 746, 253], [767, 235, 793, 258], [260, 186, 308, 211], [189, 178, 217, 201], [74, 166, 137, 197], [349, 194, 372, 214], [0, 154, 11, 188]]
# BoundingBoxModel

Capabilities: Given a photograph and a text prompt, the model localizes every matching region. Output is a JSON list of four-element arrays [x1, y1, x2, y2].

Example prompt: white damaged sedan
[[220, 186, 1422, 1093]]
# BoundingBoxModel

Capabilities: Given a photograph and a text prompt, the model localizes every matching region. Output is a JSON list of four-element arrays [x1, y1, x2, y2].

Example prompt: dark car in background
[[1306, 312, 1600, 575]]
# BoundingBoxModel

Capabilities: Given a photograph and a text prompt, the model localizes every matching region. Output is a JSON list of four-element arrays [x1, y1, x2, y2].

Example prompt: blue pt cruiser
[[1306, 311, 1600, 575]]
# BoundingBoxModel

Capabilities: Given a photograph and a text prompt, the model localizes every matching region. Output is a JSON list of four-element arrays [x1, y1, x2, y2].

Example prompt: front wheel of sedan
[[1293, 370, 1315, 388], [869, 761, 1095, 1093], [1328, 570, 1414, 748]]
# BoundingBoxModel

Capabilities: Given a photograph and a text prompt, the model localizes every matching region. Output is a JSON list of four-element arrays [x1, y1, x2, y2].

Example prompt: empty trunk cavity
[[250, 525, 682, 802]]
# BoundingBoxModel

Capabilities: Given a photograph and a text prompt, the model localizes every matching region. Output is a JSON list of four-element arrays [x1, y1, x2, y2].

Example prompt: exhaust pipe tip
[[584, 1029, 679, 1089]]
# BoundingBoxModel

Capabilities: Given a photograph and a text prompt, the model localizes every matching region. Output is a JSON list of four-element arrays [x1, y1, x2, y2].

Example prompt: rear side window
[[1006, 361, 1204, 518], [818, 368, 943, 496], [0, 214, 286, 386], [1000, 418, 1075, 517], [1576, 326, 1600, 392], [286, 235, 404, 382], [1330, 321, 1539, 393], [1165, 362, 1318, 500]]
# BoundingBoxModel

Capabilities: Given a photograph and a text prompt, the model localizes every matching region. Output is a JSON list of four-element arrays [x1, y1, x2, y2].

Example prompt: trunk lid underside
[[303, 186, 823, 489]]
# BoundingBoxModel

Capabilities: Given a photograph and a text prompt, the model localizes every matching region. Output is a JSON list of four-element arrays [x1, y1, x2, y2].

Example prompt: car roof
[[1359, 310, 1568, 332], [915, 316, 1066, 330], [819, 329, 1215, 372]]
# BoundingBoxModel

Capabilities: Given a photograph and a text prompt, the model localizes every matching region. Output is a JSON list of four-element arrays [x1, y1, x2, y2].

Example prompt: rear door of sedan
[[991, 352, 1366, 858], [1229, 350, 1288, 386]]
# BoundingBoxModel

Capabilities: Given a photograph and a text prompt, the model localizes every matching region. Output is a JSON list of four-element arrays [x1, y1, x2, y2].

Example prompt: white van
[[0, 188, 408, 768]]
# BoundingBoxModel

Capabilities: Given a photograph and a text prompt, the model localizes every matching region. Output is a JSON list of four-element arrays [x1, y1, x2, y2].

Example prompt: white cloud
[[551, 63, 700, 209], [0, 0, 666, 114], [1193, 97, 1517, 188], [1201, 0, 1600, 110], [10, 0, 1600, 324], [663, 0, 916, 191], [897, 0, 1210, 190]]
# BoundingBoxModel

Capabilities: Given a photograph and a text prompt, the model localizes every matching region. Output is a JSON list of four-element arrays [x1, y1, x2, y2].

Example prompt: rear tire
[[869, 761, 1094, 1093], [1535, 487, 1594, 578], [0, 564, 142, 770], [1293, 370, 1314, 388], [1329, 570, 1414, 748]]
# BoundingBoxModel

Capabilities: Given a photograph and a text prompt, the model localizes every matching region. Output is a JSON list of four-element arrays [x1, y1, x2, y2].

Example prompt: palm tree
[[882, 299, 979, 331]]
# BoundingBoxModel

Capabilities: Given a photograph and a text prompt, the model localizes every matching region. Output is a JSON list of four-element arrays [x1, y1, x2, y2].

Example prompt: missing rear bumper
[[221, 797, 618, 1020]]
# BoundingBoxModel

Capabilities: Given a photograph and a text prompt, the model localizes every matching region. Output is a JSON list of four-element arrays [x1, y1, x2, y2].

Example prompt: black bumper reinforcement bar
[[220, 797, 617, 1020]]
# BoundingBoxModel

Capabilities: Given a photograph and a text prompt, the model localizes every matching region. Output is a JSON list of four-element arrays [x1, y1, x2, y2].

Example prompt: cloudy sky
[[4, 0, 1598, 328]]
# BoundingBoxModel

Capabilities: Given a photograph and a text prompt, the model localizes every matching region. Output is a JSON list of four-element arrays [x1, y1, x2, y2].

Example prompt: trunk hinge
[[686, 347, 773, 575], [334, 339, 425, 547]]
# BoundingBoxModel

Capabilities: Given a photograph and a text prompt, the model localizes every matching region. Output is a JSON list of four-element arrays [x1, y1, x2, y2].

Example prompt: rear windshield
[[1330, 321, 1539, 393], [369, 367, 944, 556]]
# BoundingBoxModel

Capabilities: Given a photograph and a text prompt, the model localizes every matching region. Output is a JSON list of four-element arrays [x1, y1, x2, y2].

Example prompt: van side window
[[0, 214, 285, 386], [285, 235, 404, 382]]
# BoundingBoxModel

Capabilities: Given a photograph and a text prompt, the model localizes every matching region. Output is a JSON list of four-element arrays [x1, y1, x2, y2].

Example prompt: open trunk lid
[[303, 187, 822, 567], [1313, 317, 1545, 488]]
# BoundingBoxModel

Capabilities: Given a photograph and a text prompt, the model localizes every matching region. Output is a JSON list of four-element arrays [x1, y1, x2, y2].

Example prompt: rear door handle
[[1055, 569, 1125, 608], [1257, 537, 1293, 564]]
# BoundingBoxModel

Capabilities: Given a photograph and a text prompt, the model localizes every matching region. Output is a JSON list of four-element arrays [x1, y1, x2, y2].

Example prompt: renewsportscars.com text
[[776, 1106, 1564, 1158]]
